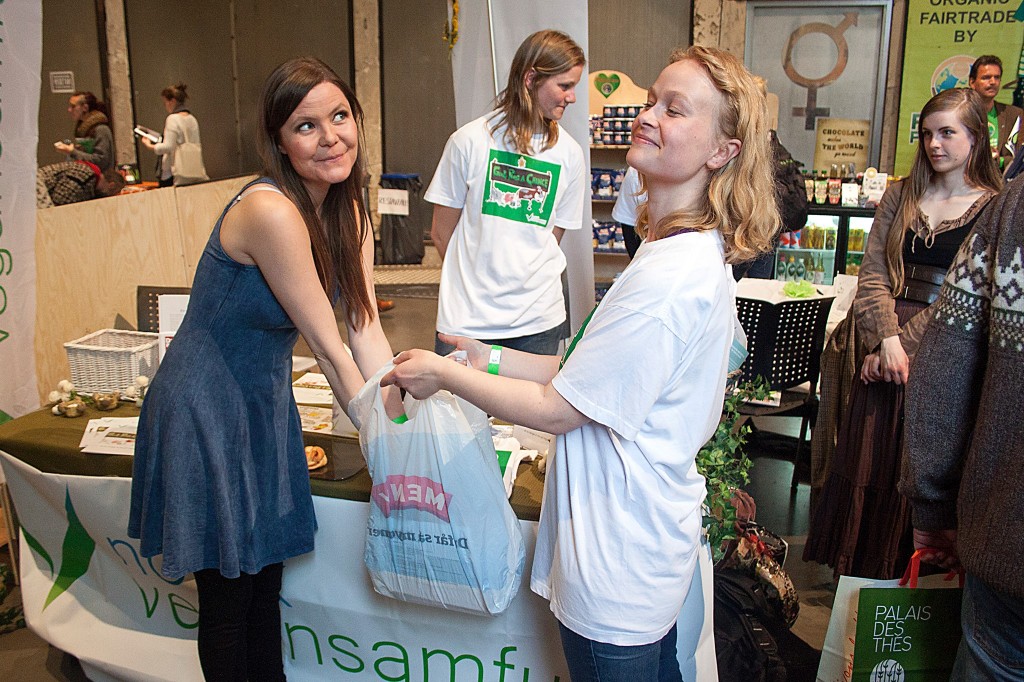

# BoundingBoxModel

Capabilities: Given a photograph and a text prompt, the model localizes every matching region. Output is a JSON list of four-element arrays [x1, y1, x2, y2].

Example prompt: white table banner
[[1, 451, 716, 680]]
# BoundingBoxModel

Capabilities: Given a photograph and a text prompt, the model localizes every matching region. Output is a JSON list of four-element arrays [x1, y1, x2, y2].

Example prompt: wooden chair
[[136, 286, 191, 333], [735, 295, 835, 490]]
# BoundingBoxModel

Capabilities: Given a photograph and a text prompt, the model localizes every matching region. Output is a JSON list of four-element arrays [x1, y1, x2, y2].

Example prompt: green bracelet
[[487, 345, 502, 375]]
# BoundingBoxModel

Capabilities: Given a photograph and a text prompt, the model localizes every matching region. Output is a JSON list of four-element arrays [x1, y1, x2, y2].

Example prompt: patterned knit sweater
[[900, 178, 1024, 599]]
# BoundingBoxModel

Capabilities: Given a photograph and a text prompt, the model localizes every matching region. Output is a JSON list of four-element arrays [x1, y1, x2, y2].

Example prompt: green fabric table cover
[[0, 406, 543, 522]]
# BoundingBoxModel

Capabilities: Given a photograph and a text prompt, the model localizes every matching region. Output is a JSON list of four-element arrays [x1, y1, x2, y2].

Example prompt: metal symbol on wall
[[784, 12, 858, 130]]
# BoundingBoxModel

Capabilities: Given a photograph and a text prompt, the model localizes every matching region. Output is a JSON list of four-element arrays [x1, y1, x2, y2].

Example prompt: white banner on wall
[[1, 451, 717, 681], [448, 0, 595, 333], [0, 2, 42, 423]]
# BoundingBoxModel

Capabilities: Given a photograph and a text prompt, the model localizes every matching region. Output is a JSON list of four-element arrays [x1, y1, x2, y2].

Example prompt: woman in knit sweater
[[141, 82, 208, 186], [805, 87, 1002, 579]]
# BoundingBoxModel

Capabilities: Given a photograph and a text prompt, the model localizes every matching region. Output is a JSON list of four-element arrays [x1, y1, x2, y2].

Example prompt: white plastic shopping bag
[[349, 363, 525, 615]]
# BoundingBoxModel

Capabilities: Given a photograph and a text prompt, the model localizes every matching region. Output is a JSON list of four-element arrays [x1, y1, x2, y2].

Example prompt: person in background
[[804, 87, 1002, 580], [380, 46, 779, 681], [900, 178, 1024, 681], [968, 55, 1023, 171], [426, 29, 586, 357], [54, 91, 115, 172], [611, 166, 644, 258], [128, 57, 399, 680], [36, 161, 124, 208], [140, 82, 208, 187]]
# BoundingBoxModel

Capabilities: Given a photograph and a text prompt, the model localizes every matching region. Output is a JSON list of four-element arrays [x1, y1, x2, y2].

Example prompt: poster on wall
[[745, 1, 891, 174], [894, 0, 1024, 176], [813, 117, 872, 171], [0, 2, 43, 423]]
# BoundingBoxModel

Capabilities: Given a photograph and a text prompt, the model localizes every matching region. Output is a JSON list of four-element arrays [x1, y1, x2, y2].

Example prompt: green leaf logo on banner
[[44, 488, 96, 608], [22, 487, 96, 609]]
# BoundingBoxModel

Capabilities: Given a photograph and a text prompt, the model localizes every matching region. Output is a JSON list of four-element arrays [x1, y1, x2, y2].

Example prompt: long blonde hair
[[491, 30, 585, 155], [886, 88, 1002, 294], [635, 46, 779, 264]]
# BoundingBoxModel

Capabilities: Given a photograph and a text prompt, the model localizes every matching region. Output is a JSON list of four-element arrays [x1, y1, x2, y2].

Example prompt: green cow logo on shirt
[[482, 149, 560, 227]]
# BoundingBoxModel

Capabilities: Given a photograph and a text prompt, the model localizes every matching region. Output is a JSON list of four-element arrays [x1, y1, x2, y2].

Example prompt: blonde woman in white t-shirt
[[383, 47, 779, 681], [426, 29, 587, 357]]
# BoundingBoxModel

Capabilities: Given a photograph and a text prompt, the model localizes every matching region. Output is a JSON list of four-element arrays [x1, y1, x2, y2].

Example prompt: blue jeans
[[952, 573, 1024, 681], [434, 323, 564, 357], [558, 623, 682, 682]]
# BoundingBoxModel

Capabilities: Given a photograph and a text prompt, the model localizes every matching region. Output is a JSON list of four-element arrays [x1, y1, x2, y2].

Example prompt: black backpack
[[714, 568, 787, 682]]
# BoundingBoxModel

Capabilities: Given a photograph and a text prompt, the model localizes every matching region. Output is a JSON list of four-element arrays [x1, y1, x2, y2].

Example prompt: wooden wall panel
[[174, 175, 255, 282], [32, 177, 254, 401], [34, 189, 186, 398]]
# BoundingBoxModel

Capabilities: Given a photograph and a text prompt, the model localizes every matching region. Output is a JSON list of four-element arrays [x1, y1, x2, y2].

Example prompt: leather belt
[[898, 263, 947, 305]]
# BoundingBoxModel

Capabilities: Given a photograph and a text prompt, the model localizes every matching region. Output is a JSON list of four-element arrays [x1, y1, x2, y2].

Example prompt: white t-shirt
[[534, 229, 734, 646], [425, 113, 585, 338], [611, 166, 646, 227]]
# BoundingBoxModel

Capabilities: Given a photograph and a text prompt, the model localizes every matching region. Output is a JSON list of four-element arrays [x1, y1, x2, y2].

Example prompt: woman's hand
[[437, 333, 490, 372], [860, 353, 882, 383], [380, 349, 454, 399], [141, 137, 155, 150], [54, 141, 74, 155], [878, 335, 910, 384]]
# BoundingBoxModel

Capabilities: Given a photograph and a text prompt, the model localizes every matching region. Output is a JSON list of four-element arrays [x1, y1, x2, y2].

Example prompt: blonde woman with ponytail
[[382, 47, 778, 681], [806, 87, 1001, 580], [425, 29, 587, 357]]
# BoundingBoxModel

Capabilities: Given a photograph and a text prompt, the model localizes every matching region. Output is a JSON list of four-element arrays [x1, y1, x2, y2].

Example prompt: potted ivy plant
[[697, 377, 770, 565]]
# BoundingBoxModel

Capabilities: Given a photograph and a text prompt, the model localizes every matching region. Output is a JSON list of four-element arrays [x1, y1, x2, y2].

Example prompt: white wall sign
[[49, 71, 75, 94], [377, 188, 409, 216]]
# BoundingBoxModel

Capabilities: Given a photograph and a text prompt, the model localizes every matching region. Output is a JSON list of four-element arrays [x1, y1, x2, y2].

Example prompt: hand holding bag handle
[[899, 548, 965, 589]]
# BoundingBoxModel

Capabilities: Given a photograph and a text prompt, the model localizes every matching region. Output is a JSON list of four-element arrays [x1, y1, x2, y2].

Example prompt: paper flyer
[[79, 417, 140, 455]]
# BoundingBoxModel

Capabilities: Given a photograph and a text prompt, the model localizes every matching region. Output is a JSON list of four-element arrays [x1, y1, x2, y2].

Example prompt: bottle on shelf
[[802, 256, 814, 282], [789, 255, 800, 281], [813, 254, 825, 285], [776, 252, 788, 281]]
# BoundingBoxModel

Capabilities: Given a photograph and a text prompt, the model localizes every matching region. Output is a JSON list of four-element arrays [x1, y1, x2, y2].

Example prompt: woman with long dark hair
[[128, 57, 398, 680], [805, 87, 1002, 579]]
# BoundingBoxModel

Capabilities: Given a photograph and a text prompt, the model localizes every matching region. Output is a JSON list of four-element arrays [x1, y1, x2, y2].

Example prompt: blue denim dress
[[128, 179, 315, 580]]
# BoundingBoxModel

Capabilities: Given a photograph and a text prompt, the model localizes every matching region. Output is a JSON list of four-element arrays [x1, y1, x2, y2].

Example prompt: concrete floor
[[0, 284, 836, 680]]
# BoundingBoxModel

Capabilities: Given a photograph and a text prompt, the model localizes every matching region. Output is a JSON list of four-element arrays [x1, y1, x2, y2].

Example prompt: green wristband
[[487, 345, 502, 375], [391, 413, 409, 424]]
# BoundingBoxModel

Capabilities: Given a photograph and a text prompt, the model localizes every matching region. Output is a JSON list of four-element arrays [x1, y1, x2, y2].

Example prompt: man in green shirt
[[969, 55, 1023, 171]]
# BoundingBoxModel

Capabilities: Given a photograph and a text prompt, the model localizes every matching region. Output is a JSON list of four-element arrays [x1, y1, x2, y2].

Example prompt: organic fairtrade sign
[[813, 118, 871, 172], [894, 0, 1024, 175]]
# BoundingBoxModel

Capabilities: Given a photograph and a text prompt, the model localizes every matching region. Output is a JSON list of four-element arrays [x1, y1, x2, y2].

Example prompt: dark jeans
[[558, 623, 683, 682], [434, 322, 565, 357], [952, 573, 1024, 681], [158, 176, 174, 188], [193, 563, 285, 682]]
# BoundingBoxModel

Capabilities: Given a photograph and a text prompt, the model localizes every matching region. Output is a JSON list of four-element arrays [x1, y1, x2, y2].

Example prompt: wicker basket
[[64, 329, 160, 393]]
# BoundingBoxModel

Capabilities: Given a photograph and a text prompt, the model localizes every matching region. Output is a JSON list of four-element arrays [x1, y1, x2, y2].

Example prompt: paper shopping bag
[[816, 553, 961, 682], [852, 553, 962, 681]]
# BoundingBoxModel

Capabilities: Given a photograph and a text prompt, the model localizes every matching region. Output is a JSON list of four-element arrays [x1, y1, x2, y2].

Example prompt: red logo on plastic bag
[[371, 475, 452, 521]]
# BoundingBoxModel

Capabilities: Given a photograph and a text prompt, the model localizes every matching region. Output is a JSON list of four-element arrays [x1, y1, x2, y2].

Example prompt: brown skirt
[[803, 299, 926, 580]]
